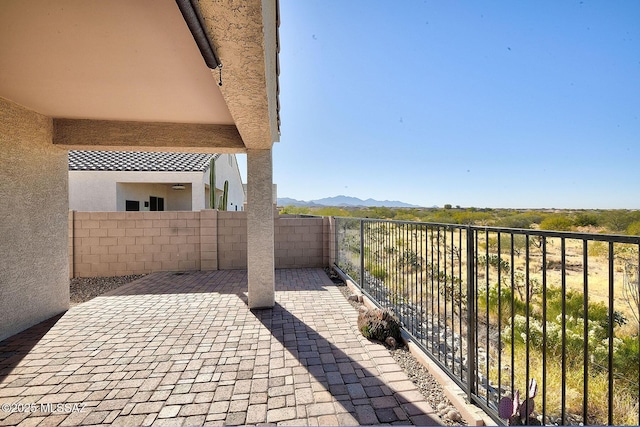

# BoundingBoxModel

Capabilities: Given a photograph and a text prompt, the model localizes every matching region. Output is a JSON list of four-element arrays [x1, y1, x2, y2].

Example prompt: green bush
[[495, 212, 543, 229], [539, 215, 574, 231], [504, 314, 609, 367], [626, 221, 640, 236], [477, 282, 527, 324], [613, 336, 639, 393], [602, 210, 640, 233], [366, 263, 388, 281], [398, 249, 422, 269], [477, 254, 510, 272], [574, 212, 601, 227]]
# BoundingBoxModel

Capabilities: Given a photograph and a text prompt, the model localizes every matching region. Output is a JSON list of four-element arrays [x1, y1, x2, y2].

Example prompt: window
[[125, 200, 140, 211], [149, 196, 164, 211]]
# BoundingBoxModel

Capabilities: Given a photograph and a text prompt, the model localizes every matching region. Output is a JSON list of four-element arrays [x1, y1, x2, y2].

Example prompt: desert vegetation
[[280, 205, 640, 236], [330, 210, 640, 425]]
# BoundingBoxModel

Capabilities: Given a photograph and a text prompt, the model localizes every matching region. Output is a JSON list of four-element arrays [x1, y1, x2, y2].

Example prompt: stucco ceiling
[[0, 0, 234, 125]]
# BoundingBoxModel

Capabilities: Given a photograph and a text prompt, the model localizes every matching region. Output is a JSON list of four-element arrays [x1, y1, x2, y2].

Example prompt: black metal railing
[[334, 217, 640, 426]]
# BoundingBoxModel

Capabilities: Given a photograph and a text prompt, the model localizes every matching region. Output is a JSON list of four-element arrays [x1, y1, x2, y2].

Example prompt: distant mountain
[[278, 195, 421, 208]]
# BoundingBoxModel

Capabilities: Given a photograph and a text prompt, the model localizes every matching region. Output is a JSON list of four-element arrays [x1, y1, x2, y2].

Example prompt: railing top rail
[[334, 216, 469, 230], [333, 216, 640, 244]]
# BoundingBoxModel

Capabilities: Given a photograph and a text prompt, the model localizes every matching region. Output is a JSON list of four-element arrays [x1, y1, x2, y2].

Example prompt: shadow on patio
[[0, 268, 439, 426]]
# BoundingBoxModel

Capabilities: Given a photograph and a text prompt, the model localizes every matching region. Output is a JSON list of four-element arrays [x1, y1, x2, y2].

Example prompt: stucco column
[[192, 180, 205, 211], [247, 148, 275, 308]]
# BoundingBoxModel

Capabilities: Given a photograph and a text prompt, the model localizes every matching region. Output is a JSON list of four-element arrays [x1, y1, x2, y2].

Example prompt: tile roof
[[68, 150, 219, 172]]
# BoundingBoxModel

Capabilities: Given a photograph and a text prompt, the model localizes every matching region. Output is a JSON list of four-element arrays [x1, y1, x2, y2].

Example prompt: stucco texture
[[0, 97, 69, 341]]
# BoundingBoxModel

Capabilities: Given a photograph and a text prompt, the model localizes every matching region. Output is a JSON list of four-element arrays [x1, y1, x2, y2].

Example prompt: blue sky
[[241, 1, 640, 209]]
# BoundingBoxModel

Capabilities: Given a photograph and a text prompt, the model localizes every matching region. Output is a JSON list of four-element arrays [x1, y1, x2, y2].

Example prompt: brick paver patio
[[0, 268, 440, 426]]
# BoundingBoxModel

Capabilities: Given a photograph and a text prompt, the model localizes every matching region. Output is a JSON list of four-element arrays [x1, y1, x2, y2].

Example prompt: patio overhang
[[0, 0, 280, 151], [0, 0, 280, 339]]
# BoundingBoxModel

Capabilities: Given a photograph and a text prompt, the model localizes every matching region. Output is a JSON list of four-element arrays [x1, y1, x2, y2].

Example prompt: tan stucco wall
[[0, 97, 69, 341], [69, 211, 328, 278]]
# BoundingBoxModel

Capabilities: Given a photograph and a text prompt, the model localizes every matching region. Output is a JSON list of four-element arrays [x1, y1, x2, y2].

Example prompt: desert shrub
[[487, 234, 528, 257], [357, 308, 401, 342], [477, 282, 527, 324], [316, 206, 350, 216], [544, 287, 623, 336], [370, 207, 396, 219], [343, 234, 361, 255], [451, 210, 492, 225], [588, 241, 609, 257], [279, 205, 311, 215], [601, 210, 640, 233], [574, 212, 601, 227], [496, 212, 543, 229], [626, 221, 640, 236], [539, 215, 574, 231], [504, 314, 610, 367], [612, 336, 640, 393], [366, 263, 387, 281], [398, 249, 422, 269], [477, 254, 511, 272], [429, 209, 456, 224]]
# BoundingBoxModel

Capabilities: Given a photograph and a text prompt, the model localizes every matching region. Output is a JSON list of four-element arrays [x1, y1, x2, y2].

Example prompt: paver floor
[[0, 268, 440, 426]]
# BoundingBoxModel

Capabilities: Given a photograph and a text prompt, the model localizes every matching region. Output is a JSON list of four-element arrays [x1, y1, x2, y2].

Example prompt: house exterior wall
[[69, 155, 245, 212], [69, 212, 329, 278], [208, 154, 245, 211], [116, 182, 192, 211], [0, 97, 69, 341], [69, 170, 209, 212]]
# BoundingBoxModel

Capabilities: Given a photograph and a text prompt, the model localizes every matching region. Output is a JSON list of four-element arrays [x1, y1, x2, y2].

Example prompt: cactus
[[221, 180, 229, 211], [498, 378, 539, 425], [209, 157, 216, 209]]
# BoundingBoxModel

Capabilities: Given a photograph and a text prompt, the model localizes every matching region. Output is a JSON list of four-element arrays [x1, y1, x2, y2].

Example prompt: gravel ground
[[69, 274, 146, 307], [326, 268, 465, 426]]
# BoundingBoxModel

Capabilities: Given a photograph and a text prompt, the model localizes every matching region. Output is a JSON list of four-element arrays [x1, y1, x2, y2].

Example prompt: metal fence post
[[466, 226, 476, 400], [360, 219, 365, 289]]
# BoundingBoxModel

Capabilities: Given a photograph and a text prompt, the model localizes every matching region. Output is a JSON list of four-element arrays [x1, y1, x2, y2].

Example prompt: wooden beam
[[53, 119, 246, 153]]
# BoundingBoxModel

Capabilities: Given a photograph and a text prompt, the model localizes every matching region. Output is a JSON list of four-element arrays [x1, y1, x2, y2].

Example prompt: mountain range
[[278, 195, 421, 208]]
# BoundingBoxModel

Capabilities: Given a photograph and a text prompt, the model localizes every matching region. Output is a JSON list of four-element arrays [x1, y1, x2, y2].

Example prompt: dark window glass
[[125, 200, 140, 211], [150, 196, 165, 211]]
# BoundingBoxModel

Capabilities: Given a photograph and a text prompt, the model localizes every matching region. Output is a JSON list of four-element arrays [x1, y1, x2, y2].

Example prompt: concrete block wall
[[69, 212, 330, 277], [275, 217, 325, 268], [200, 209, 218, 271], [71, 211, 202, 277], [217, 211, 248, 269]]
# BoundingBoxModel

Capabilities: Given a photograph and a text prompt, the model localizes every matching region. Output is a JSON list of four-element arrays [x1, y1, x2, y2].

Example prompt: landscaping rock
[[385, 336, 398, 348]]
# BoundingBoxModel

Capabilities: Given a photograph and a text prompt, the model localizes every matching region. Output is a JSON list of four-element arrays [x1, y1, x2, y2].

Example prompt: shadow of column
[[0, 314, 65, 383], [250, 302, 441, 425]]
